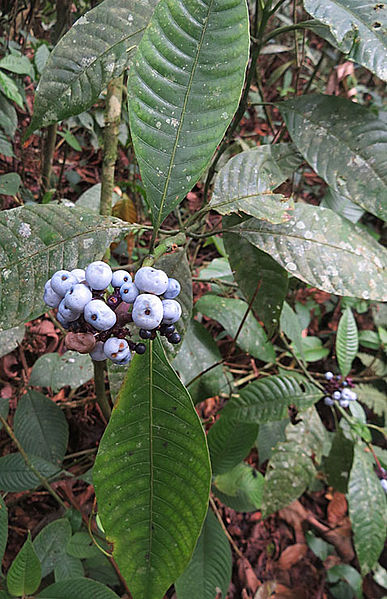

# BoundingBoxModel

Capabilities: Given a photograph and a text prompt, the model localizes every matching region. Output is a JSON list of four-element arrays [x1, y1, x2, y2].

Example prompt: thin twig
[[209, 496, 244, 559]]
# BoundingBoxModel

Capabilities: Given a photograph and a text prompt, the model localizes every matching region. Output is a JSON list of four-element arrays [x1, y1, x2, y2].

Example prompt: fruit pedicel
[[43, 262, 182, 366]]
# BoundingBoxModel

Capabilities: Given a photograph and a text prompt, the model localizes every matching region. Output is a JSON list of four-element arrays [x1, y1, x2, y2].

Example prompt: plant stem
[[41, 123, 58, 194], [0, 415, 67, 510], [142, 232, 187, 267], [93, 361, 111, 421]]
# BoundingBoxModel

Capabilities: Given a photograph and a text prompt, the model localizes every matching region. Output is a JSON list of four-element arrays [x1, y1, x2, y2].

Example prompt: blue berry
[[120, 281, 139, 304], [342, 381, 348, 387], [332, 391, 341, 400], [164, 278, 181, 299], [51, 270, 78, 296], [65, 283, 92, 311], [162, 299, 181, 324], [134, 267, 168, 295], [89, 341, 107, 361], [132, 294, 163, 330], [56, 311, 70, 329], [381, 479, 387, 493], [85, 261, 112, 290], [339, 399, 349, 408], [139, 328, 152, 340], [58, 299, 81, 322], [135, 343, 146, 354], [84, 299, 116, 331], [341, 388, 357, 401], [112, 270, 132, 288], [168, 331, 181, 344], [71, 268, 86, 282], [43, 280, 62, 308], [103, 337, 130, 360], [324, 371, 334, 381], [324, 397, 335, 406], [112, 352, 132, 366]]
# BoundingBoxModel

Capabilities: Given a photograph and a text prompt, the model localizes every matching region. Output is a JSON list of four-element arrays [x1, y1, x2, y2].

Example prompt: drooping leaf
[[355, 384, 387, 419], [27, 0, 158, 133], [280, 301, 304, 360], [0, 173, 21, 196], [232, 204, 387, 301], [29, 352, 93, 393], [175, 508, 232, 599], [213, 462, 264, 512], [0, 204, 131, 330], [7, 533, 42, 597], [207, 416, 258, 475], [304, 0, 387, 81], [336, 307, 359, 377], [66, 532, 100, 559], [173, 319, 233, 404], [279, 95, 387, 220], [210, 144, 302, 221], [320, 187, 364, 224], [0, 70, 24, 108], [14, 390, 69, 465], [0, 325, 25, 358], [0, 453, 61, 492], [195, 295, 275, 363], [256, 419, 288, 465], [0, 54, 34, 77], [222, 375, 322, 423], [347, 443, 387, 574], [128, 0, 250, 228], [323, 432, 354, 493], [224, 223, 288, 337], [34, 44, 50, 75], [0, 495, 7, 565], [93, 337, 211, 599], [54, 555, 84, 582], [33, 519, 72, 577], [38, 578, 120, 599]]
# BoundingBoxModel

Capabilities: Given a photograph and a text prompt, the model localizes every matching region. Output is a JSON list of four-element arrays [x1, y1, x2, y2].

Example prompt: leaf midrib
[[147, 340, 154, 585]]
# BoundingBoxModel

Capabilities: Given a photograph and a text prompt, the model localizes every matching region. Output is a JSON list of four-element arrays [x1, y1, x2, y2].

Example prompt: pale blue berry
[[85, 261, 112, 290], [112, 270, 132, 288], [112, 352, 132, 366], [341, 388, 357, 401], [65, 283, 92, 311], [120, 281, 139, 304], [332, 391, 341, 400], [324, 371, 334, 381], [381, 479, 387, 493], [43, 280, 62, 308], [51, 270, 78, 296], [134, 267, 168, 295], [58, 299, 81, 322], [56, 311, 70, 329], [84, 299, 116, 331], [132, 294, 163, 330], [339, 399, 349, 408], [324, 396, 335, 406], [103, 337, 130, 360], [71, 268, 86, 282], [164, 278, 181, 299], [162, 299, 181, 324], [90, 341, 107, 361]]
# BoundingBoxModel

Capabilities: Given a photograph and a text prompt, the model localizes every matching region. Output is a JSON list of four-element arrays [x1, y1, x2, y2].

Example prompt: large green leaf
[[320, 187, 364, 224], [128, 0, 249, 228], [224, 223, 288, 337], [0, 204, 131, 331], [38, 578, 120, 599], [7, 533, 42, 597], [279, 95, 387, 220], [304, 1, 387, 81], [93, 336, 211, 599], [27, 0, 158, 133], [347, 444, 387, 574], [33, 519, 72, 578], [0, 495, 7, 566], [195, 295, 275, 362], [54, 555, 84, 582], [0, 325, 25, 358], [355, 384, 387, 419], [207, 416, 258, 475], [233, 204, 387, 301], [213, 462, 264, 512], [175, 508, 232, 599], [0, 453, 61, 492], [29, 352, 93, 393], [14, 390, 69, 465], [222, 374, 322, 423], [336, 307, 358, 378]]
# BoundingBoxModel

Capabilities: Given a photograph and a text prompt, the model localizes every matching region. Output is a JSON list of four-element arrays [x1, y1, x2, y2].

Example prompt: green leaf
[[224, 223, 288, 337], [0, 173, 21, 196], [58, 130, 82, 152], [0, 94, 17, 137], [0, 70, 23, 108], [0, 55, 34, 77], [222, 375, 322, 423], [175, 508, 232, 599], [210, 144, 302, 222], [296, 336, 329, 363], [0, 325, 25, 358], [213, 462, 264, 512], [66, 532, 100, 559], [280, 301, 304, 359], [29, 352, 93, 393], [7, 533, 42, 597], [0, 134, 14, 158], [173, 319, 233, 404], [347, 444, 387, 574], [256, 419, 287, 465], [279, 95, 387, 220], [232, 204, 386, 301], [0, 204, 131, 331], [336, 308, 358, 378], [322, 432, 354, 493], [33, 519, 72, 577], [34, 44, 50, 75], [0, 494, 8, 566], [373, 564, 387, 591], [83, 554, 118, 586], [285, 407, 330, 463], [14, 390, 69, 465], [107, 361, 126, 404], [93, 337, 211, 599], [195, 295, 275, 363], [355, 384, 387, 419], [358, 329, 380, 350], [27, 0, 158, 133], [128, 0, 250, 228], [208, 416, 258, 475], [54, 555, 84, 582], [304, 0, 387, 81], [0, 453, 61, 492], [356, 352, 387, 377], [320, 187, 364, 224], [38, 578, 120, 599]]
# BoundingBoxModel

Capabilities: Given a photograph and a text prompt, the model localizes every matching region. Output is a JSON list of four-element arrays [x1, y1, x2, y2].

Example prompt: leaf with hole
[[213, 462, 264, 512], [175, 508, 232, 599], [336, 307, 359, 377], [27, 0, 158, 133], [93, 336, 211, 599], [29, 352, 93, 393], [232, 203, 387, 301], [279, 95, 387, 220], [38, 578, 120, 599], [0, 203, 131, 331], [33, 519, 72, 577], [207, 416, 258, 475], [7, 533, 41, 597], [128, 0, 249, 228], [0, 453, 61, 492]]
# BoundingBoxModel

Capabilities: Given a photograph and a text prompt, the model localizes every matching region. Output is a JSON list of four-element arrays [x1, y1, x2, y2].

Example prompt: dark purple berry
[[139, 328, 152, 340], [160, 324, 175, 336], [168, 332, 181, 344], [107, 294, 121, 309], [135, 343, 146, 354]]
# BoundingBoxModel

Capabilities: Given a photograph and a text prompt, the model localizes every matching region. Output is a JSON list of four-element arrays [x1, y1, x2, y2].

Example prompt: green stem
[[279, 332, 325, 391], [93, 361, 111, 421], [263, 21, 311, 43], [142, 232, 187, 267]]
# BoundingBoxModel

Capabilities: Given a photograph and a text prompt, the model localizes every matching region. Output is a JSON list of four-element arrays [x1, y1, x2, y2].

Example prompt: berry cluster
[[43, 262, 182, 366], [323, 371, 357, 407]]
